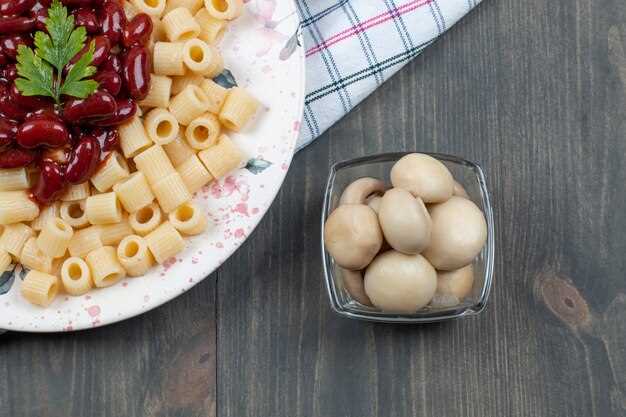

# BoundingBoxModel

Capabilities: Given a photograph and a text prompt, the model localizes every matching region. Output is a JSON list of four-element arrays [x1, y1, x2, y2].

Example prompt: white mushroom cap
[[390, 153, 454, 203], [364, 250, 437, 313], [339, 268, 373, 306], [430, 264, 475, 308], [378, 188, 431, 254], [323, 204, 383, 270], [339, 177, 386, 205], [422, 197, 487, 270]]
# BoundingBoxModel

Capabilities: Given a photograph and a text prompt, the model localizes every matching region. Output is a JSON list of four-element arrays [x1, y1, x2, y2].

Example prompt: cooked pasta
[[100, 218, 134, 245], [60, 182, 91, 202], [0, 249, 11, 272], [36, 218, 74, 258], [91, 152, 131, 192], [60, 257, 93, 296], [113, 172, 155, 213], [145, 221, 185, 263], [200, 78, 228, 114], [0, 223, 34, 258], [20, 237, 53, 273], [60, 200, 90, 229], [204, 0, 243, 20], [144, 108, 180, 145], [163, 133, 196, 167], [86, 246, 126, 288], [169, 202, 208, 235], [153, 42, 186, 76], [195, 8, 227, 44], [31, 202, 60, 231], [171, 73, 204, 95], [163, 7, 201, 41], [129, 203, 163, 236], [68, 226, 103, 258], [130, 0, 166, 16], [0, 191, 40, 225], [169, 84, 211, 125], [85, 192, 123, 225], [182, 39, 220, 75], [21, 270, 59, 307], [119, 115, 154, 158], [185, 112, 220, 149], [176, 154, 214, 193], [134, 145, 176, 185], [165, 0, 203, 14], [117, 235, 155, 276], [198, 134, 244, 178], [219, 87, 260, 131], [0, 168, 29, 191], [138, 74, 173, 108], [152, 172, 192, 213], [123, 0, 140, 19]]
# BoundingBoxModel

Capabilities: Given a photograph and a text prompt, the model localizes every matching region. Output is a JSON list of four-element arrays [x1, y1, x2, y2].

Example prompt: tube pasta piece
[[60, 200, 89, 229], [198, 134, 244, 179], [129, 203, 163, 236], [185, 112, 220, 149], [0, 191, 39, 225], [60, 182, 91, 202], [200, 79, 228, 114], [138, 74, 172, 109], [153, 42, 186, 76], [165, 0, 203, 14], [117, 235, 155, 276], [91, 152, 131, 192], [163, 7, 201, 42], [204, 0, 243, 20], [68, 226, 103, 258], [130, 0, 166, 16], [119, 115, 154, 158], [0, 223, 34, 258], [134, 145, 176, 185], [0, 168, 30, 191], [182, 39, 220, 75], [145, 221, 185, 263], [21, 270, 59, 307], [85, 192, 123, 225], [219, 87, 260, 131], [152, 172, 192, 213], [100, 218, 134, 245], [31, 202, 60, 231], [169, 202, 208, 235], [86, 246, 126, 288], [36, 218, 74, 258], [204, 49, 223, 78], [195, 8, 227, 44], [143, 108, 180, 145], [171, 73, 204, 95], [123, 1, 140, 19], [163, 133, 196, 167], [60, 257, 93, 296], [0, 249, 11, 272], [169, 85, 211, 125], [113, 172, 155, 213], [176, 154, 214, 193], [20, 237, 53, 273]]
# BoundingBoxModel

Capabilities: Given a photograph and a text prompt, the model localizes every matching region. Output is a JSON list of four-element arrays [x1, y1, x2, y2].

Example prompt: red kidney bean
[[65, 134, 99, 184], [0, 146, 36, 168], [71, 35, 110, 68], [0, 92, 27, 120], [72, 7, 99, 34], [0, 16, 35, 34], [16, 116, 70, 149], [30, 1, 48, 31], [123, 13, 152, 48], [62, 90, 117, 123], [0, 119, 18, 149], [31, 159, 66, 204], [0, 63, 17, 82], [9, 83, 51, 110], [0, 50, 6, 65], [0, 34, 33, 59], [91, 127, 119, 152], [122, 46, 151, 100], [92, 98, 136, 126], [100, 1, 126, 44], [61, 0, 94, 7], [94, 69, 122, 95], [101, 53, 122, 73], [0, 0, 36, 17]]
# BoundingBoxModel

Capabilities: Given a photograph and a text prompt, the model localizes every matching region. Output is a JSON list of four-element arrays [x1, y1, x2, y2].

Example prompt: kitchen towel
[[295, 0, 483, 150]]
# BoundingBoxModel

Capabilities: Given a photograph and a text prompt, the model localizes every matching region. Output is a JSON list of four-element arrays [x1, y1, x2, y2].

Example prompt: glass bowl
[[321, 152, 495, 323]]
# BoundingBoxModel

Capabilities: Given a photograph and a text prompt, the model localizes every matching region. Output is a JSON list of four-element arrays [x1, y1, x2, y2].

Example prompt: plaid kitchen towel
[[295, 0, 483, 150]]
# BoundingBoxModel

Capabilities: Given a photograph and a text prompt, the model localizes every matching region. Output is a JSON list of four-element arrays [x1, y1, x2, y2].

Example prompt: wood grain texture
[[217, 0, 626, 416]]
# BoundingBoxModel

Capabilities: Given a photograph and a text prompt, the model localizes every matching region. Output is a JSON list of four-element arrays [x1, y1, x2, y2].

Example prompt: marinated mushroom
[[378, 188, 431, 254], [339, 177, 386, 205], [430, 264, 474, 308], [390, 153, 454, 203], [364, 250, 437, 313], [453, 180, 469, 198], [339, 268, 373, 306], [323, 204, 383, 270], [422, 197, 487, 270]]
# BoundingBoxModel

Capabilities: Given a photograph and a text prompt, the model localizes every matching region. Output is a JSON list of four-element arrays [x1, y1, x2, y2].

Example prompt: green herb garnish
[[15, 0, 98, 105]]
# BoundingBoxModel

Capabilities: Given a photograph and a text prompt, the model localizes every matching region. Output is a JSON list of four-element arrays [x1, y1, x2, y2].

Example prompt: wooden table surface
[[2, 1, 626, 416]]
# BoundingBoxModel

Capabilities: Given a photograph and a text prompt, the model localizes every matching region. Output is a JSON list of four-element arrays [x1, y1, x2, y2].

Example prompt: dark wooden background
[[2, 0, 626, 416]]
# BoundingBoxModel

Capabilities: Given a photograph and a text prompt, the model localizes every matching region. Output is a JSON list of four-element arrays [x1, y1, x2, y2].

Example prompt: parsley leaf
[[15, 0, 98, 104]]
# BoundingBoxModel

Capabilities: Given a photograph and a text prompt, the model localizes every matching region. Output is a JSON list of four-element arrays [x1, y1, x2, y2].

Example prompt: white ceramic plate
[[0, 1, 305, 332]]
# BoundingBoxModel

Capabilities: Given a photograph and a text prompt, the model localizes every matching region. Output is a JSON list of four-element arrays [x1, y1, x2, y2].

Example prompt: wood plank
[[217, 0, 626, 416]]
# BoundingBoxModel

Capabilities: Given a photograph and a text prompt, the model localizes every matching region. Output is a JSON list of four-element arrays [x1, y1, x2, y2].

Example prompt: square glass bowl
[[321, 152, 495, 323]]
